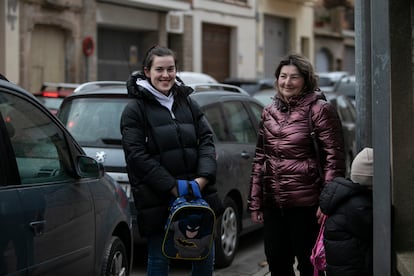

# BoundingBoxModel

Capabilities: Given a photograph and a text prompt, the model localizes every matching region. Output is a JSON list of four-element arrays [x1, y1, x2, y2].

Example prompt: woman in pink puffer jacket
[[248, 54, 346, 276]]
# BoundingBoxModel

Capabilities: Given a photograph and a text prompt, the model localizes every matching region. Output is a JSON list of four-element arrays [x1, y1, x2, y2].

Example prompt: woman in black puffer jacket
[[248, 53, 346, 275], [120, 46, 217, 276]]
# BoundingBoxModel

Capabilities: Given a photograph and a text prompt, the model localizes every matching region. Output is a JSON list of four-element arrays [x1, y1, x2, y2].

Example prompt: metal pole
[[354, 0, 372, 151], [371, 0, 392, 274]]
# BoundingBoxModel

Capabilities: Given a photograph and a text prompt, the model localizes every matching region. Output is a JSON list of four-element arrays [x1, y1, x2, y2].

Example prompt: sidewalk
[[252, 265, 270, 276], [252, 261, 300, 276]]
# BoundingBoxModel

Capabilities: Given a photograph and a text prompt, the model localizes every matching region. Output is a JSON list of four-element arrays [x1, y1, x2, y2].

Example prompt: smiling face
[[277, 65, 305, 101], [144, 55, 177, 95]]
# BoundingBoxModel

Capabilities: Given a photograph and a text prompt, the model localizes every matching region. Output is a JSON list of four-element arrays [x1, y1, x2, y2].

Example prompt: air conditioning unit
[[166, 11, 184, 34]]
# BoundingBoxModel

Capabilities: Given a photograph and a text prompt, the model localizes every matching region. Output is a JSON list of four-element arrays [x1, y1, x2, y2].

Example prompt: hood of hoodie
[[319, 177, 370, 215], [126, 71, 193, 102]]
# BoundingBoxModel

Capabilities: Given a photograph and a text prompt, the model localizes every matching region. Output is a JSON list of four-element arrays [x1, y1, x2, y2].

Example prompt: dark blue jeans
[[146, 233, 215, 276], [263, 206, 321, 276]]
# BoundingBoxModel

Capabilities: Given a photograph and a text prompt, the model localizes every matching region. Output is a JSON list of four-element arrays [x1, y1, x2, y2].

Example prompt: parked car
[[33, 82, 79, 115], [317, 71, 349, 92], [224, 77, 275, 95], [253, 89, 356, 176], [332, 75, 356, 104], [176, 71, 218, 84], [57, 81, 264, 268], [0, 79, 133, 275], [189, 82, 250, 95]]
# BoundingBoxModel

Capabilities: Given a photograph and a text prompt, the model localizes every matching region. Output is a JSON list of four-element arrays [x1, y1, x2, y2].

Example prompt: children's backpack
[[310, 215, 327, 276], [162, 180, 216, 260]]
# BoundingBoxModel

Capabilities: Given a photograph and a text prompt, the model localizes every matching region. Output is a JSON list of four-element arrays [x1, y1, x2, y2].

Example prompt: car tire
[[214, 197, 240, 268], [101, 236, 129, 276]]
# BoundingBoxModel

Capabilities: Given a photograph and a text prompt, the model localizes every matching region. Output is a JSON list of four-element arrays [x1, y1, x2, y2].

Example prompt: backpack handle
[[176, 180, 202, 199]]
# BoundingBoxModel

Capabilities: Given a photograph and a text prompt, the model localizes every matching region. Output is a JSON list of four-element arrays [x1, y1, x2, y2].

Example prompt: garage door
[[202, 23, 230, 82], [30, 25, 65, 93], [263, 15, 289, 78]]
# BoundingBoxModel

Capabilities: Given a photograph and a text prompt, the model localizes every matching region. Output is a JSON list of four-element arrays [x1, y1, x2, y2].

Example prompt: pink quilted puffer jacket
[[248, 91, 345, 210]]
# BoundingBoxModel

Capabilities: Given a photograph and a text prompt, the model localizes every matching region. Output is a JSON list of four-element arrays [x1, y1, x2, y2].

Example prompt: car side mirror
[[77, 155, 104, 178]]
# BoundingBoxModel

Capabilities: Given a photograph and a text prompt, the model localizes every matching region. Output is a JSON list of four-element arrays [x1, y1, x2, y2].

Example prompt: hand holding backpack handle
[[163, 180, 216, 260], [176, 180, 203, 199]]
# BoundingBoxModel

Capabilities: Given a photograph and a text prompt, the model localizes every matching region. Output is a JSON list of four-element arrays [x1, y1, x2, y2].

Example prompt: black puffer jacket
[[249, 91, 345, 210], [319, 177, 373, 276], [120, 72, 217, 235]]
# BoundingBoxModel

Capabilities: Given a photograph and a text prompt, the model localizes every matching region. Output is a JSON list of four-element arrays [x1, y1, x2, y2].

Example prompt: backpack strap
[[188, 181, 202, 198], [308, 101, 324, 180], [177, 180, 190, 197], [177, 180, 203, 199]]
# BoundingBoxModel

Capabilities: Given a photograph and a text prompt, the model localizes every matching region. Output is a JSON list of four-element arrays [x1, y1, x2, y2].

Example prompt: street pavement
[[130, 227, 301, 275]]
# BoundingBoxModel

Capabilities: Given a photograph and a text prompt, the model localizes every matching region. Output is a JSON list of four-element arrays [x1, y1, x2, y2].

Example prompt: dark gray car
[[57, 81, 264, 268], [0, 79, 133, 275]]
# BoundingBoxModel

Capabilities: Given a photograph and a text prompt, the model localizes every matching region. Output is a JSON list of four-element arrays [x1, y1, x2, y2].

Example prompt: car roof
[[177, 71, 218, 84], [41, 82, 79, 90], [70, 81, 250, 97], [32, 82, 79, 99], [317, 71, 349, 82], [74, 81, 125, 94], [253, 88, 352, 106], [190, 90, 263, 107], [64, 81, 261, 110], [0, 79, 37, 100]]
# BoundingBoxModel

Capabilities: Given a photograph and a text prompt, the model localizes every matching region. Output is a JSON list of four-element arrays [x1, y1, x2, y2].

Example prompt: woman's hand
[[316, 206, 326, 224], [170, 185, 178, 197], [251, 211, 264, 224], [194, 177, 208, 191]]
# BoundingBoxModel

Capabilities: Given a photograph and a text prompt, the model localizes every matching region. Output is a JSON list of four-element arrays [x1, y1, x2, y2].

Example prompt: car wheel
[[101, 236, 129, 276], [214, 197, 240, 268]]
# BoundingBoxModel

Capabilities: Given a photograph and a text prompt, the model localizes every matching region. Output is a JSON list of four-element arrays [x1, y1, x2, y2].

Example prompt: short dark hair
[[142, 45, 177, 72], [274, 54, 318, 93]]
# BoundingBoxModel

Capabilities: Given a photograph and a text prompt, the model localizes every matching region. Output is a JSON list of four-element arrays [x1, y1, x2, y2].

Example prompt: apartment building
[[1, 0, 318, 90], [1, 1, 414, 275], [313, 0, 355, 73], [256, 0, 315, 78]]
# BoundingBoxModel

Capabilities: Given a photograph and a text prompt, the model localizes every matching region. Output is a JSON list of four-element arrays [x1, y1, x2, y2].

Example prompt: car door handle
[[240, 151, 250, 159], [29, 220, 46, 236]]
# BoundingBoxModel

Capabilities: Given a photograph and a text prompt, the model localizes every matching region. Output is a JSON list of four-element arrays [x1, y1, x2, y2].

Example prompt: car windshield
[[334, 76, 356, 99], [58, 97, 130, 147], [36, 96, 64, 111]]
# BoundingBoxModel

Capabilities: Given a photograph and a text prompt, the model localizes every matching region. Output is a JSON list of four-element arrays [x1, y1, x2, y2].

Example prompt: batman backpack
[[162, 180, 216, 260]]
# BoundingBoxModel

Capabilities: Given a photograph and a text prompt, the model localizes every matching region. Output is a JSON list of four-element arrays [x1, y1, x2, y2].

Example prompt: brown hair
[[274, 53, 318, 93], [142, 45, 178, 72]]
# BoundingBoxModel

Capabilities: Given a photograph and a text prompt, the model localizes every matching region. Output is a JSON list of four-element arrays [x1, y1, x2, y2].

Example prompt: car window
[[203, 100, 258, 144], [36, 96, 64, 111], [203, 105, 229, 142], [248, 101, 264, 126], [222, 101, 257, 144], [59, 97, 130, 147], [0, 93, 71, 184], [335, 77, 355, 98]]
